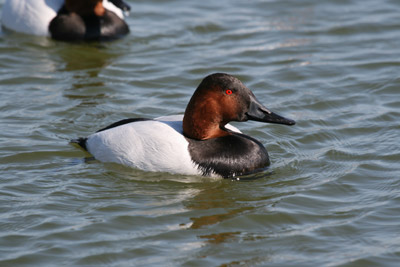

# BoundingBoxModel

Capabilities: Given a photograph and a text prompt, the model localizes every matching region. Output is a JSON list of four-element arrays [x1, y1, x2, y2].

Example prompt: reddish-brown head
[[182, 73, 295, 140], [65, 0, 106, 17]]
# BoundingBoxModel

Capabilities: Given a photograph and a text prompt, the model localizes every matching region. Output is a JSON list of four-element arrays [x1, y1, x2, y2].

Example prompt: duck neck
[[65, 0, 106, 17], [183, 98, 230, 140], [93, 1, 106, 16]]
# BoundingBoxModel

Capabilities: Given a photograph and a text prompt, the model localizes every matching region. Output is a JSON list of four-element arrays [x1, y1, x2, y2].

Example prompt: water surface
[[1, 0, 400, 266]]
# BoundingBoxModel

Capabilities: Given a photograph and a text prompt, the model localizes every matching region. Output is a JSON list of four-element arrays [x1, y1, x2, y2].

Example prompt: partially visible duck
[[1, 0, 130, 41], [73, 73, 295, 178]]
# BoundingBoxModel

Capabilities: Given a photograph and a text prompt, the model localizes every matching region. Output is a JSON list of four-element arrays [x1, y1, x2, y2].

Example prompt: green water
[[1, 0, 400, 266]]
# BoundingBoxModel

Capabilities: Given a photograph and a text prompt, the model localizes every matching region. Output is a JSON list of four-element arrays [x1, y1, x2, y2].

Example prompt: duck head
[[65, 0, 106, 17], [183, 73, 295, 140]]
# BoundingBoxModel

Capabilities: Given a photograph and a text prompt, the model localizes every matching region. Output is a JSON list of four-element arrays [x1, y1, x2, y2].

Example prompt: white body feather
[[85, 115, 241, 176]]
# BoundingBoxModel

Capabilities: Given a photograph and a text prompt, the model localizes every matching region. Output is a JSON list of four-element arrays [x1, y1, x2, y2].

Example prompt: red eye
[[226, 89, 233, 95]]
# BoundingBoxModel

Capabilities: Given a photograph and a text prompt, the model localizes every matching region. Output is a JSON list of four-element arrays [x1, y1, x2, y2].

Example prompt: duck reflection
[[179, 172, 273, 245], [58, 44, 118, 87], [59, 44, 118, 72], [181, 182, 255, 246]]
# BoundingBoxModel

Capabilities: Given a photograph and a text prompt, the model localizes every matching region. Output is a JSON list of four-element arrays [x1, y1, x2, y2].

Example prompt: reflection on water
[[186, 195, 254, 229], [199, 231, 241, 244], [59, 45, 118, 72]]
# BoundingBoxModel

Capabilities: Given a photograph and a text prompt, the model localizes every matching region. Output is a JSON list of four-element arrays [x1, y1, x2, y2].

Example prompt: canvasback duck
[[73, 73, 295, 178], [1, 0, 130, 41]]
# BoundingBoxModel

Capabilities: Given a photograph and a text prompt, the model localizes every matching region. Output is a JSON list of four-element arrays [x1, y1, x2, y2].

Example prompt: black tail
[[71, 137, 88, 151]]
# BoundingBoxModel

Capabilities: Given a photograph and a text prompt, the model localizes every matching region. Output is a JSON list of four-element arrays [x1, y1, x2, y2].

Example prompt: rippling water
[[1, 0, 400, 266]]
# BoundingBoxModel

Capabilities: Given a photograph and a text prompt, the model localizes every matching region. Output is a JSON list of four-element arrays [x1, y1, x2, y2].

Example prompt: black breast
[[49, 7, 129, 41], [187, 133, 270, 178]]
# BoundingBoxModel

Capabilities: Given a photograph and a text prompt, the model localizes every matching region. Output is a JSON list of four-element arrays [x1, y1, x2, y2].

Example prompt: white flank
[[85, 115, 241, 176], [86, 116, 200, 175], [1, 0, 63, 36], [103, 0, 125, 19]]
